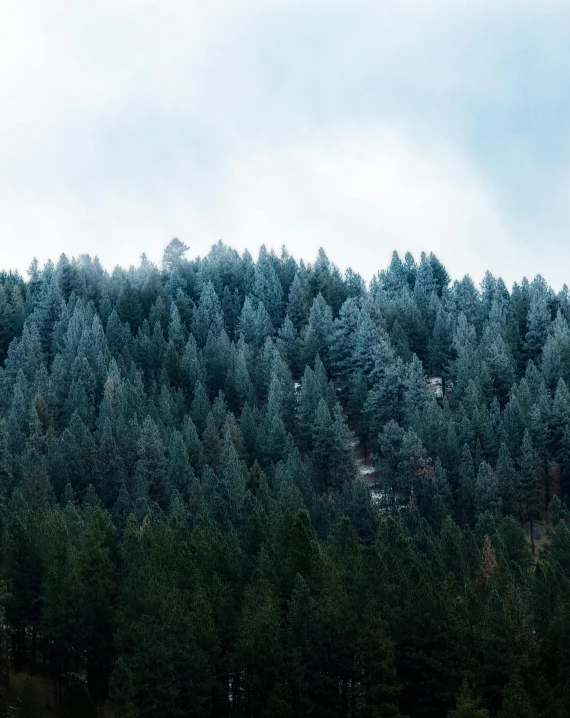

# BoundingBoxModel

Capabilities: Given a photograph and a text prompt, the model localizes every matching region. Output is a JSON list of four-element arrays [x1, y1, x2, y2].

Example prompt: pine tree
[[311, 399, 333, 494], [41, 510, 80, 708], [190, 381, 211, 434], [133, 417, 168, 507], [162, 237, 189, 271], [356, 613, 404, 717], [475, 462, 501, 518], [167, 430, 192, 496], [112, 482, 133, 529], [549, 378, 570, 499], [428, 308, 453, 392], [497, 675, 536, 718], [403, 354, 428, 424], [287, 272, 310, 331], [496, 443, 517, 516], [329, 298, 360, 396], [448, 681, 489, 718], [303, 294, 334, 368], [235, 577, 282, 716], [202, 412, 221, 469], [524, 292, 551, 363], [329, 404, 357, 491], [191, 281, 224, 348], [518, 430, 542, 555], [3, 514, 44, 671], [252, 247, 284, 327], [76, 507, 117, 703]]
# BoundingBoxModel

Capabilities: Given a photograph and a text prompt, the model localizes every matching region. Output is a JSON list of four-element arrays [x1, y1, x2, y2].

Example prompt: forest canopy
[[0, 241, 569, 716]]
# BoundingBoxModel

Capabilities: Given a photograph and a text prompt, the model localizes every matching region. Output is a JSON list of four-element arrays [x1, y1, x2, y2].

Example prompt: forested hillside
[[0, 239, 569, 716]]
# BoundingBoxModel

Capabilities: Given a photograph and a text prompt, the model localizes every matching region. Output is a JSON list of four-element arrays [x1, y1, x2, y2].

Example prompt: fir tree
[[518, 430, 542, 554], [475, 462, 501, 518]]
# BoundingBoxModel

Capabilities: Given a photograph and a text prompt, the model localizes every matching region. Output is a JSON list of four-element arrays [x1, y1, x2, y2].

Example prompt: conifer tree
[[448, 681, 489, 718], [287, 272, 310, 331], [475, 462, 501, 518], [496, 443, 517, 516], [303, 294, 334, 368], [518, 430, 542, 554], [525, 292, 551, 363], [133, 416, 168, 507], [4, 238, 570, 714], [497, 675, 536, 718], [162, 237, 189, 271]]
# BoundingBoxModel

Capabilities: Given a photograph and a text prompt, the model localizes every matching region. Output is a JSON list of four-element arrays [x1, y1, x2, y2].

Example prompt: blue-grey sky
[[2, 0, 570, 287]]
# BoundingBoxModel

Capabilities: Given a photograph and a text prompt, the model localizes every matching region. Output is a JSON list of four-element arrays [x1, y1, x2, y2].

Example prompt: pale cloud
[[0, 125, 516, 282], [1, 1, 570, 287], [211, 128, 513, 281]]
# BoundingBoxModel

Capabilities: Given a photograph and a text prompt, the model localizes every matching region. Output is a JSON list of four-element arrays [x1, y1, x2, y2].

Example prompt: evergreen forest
[[0, 239, 570, 716]]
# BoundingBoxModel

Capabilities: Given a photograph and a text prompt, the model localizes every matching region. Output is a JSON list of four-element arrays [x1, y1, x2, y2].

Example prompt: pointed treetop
[[162, 238, 189, 270]]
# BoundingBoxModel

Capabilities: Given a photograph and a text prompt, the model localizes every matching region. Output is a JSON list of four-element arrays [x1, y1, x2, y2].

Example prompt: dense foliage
[[0, 240, 569, 716]]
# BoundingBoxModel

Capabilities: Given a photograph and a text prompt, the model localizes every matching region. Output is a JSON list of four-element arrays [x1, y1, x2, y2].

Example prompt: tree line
[[0, 239, 568, 715]]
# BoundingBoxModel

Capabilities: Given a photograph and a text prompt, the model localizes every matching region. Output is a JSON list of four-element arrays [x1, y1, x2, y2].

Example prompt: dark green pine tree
[[57, 254, 86, 302], [0, 282, 25, 365], [190, 381, 211, 435], [287, 272, 310, 332], [303, 294, 334, 368], [448, 681, 489, 718], [202, 412, 221, 470], [356, 613, 405, 718], [297, 365, 321, 449], [282, 574, 321, 715], [133, 416, 168, 507], [182, 415, 205, 476], [329, 298, 360, 397], [428, 308, 453, 392], [311, 399, 334, 494], [41, 510, 81, 709], [112, 482, 133, 530], [423, 458, 453, 528], [61, 411, 101, 500], [497, 675, 536, 718], [252, 248, 284, 328], [518, 430, 542, 555], [166, 430, 192, 496], [3, 513, 44, 671], [329, 404, 357, 492], [549, 378, 570, 502], [403, 354, 428, 424], [475, 461, 501, 518], [524, 292, 551, 363], [529, 402, 550, 507], [191, 281, 224, 348], [495, 443, 517, 516], [235, 577, 283, 717], [61, 673, 97, 718], [76, 507, 118, 703]]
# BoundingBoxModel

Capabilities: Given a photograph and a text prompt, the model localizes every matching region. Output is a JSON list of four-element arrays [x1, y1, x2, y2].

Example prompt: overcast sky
[[2, 0, 570, 287]]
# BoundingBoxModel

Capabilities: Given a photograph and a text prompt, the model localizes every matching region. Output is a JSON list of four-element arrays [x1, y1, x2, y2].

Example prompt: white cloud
[[1, 1, 570, 288], [0, 124, 519, 284]]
